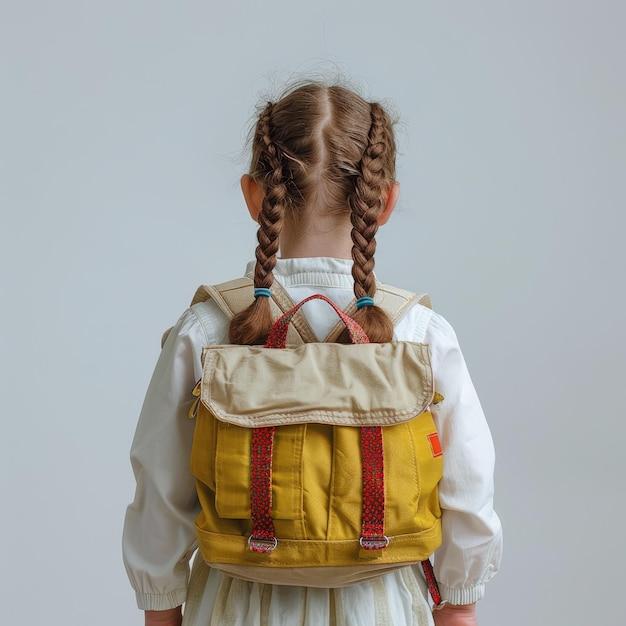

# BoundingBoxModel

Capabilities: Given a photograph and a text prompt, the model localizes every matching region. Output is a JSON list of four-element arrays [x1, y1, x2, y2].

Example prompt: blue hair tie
[[254, 288, 271, 298], [356, 296, 375, 309]]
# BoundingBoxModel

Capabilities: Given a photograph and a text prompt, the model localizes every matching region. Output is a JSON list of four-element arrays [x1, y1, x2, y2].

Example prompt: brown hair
[[229, 83, 397, 345]]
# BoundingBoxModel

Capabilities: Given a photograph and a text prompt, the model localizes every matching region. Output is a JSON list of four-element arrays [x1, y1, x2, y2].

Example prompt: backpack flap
[[200, 341, 434, 428]]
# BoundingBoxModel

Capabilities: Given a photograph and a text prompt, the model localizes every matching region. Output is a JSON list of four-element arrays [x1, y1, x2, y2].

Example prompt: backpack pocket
[[386, 409, 443, 534], [211, 420, 305, 525]]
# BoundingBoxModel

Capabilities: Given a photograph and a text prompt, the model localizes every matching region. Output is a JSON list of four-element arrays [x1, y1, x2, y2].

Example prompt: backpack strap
[[267, 282, 318, 344], [191, 278, 312, 346], [162, 280, 430, 348], [323, 283, 431, 344]]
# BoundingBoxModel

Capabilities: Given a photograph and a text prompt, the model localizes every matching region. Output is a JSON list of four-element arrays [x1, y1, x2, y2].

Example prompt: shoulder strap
[[323, 283, 431, 344], [191, 278, 311, 346], [163, 280, 430, 348]]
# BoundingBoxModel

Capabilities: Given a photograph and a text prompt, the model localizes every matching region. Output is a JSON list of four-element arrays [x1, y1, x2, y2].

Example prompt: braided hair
[[229, 102, 287, 344], [339, 102, 394, 343], [229, 83, 397, 345]]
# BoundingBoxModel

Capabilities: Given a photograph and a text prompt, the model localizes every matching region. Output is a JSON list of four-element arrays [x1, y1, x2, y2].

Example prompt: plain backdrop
[[1, 1, 624, 625]]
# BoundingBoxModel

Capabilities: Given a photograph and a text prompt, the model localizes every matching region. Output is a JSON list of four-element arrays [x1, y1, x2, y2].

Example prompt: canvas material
[[200, 342, 433, 427], [191, 405, 443, 570], [188, 285, 443, 584], [203, 562, 426, 589]]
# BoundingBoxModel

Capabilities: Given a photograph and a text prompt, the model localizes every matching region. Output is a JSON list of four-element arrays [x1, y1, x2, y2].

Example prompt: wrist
[[432, 603, 478, 626], [145, 606, 182, 626]]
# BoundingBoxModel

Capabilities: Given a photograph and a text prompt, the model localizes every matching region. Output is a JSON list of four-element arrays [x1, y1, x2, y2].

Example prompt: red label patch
[[427, 433, 443, 458]]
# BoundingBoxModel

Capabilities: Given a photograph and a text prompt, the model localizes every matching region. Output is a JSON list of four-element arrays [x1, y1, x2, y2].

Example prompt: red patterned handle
[[264, 294, 370, 348]]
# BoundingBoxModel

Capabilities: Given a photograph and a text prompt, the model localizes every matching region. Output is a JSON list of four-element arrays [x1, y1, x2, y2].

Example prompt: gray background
[[1, 1, 624, 624]]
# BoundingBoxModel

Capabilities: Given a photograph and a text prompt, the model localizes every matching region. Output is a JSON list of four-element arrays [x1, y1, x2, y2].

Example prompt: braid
[[341, 102, 394, 343], [254, 103, 287, 289], [229, 103, 287, 345], [232, 84, 397, 344]]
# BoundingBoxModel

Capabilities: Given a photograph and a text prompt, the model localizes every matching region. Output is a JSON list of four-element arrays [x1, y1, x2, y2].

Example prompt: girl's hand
[[432, 603, 477, 626], [145, 607, 183, 626]]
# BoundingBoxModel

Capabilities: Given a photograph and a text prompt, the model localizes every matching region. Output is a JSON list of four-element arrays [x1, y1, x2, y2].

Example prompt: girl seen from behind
[[123, 81, 502, 626]]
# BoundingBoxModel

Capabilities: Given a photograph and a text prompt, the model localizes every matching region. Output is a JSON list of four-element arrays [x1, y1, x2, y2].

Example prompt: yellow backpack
[[186, 279, 444, 600]]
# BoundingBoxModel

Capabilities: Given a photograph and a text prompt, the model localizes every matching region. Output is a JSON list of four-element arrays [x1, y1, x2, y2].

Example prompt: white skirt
[[182, 558, 435, 626]]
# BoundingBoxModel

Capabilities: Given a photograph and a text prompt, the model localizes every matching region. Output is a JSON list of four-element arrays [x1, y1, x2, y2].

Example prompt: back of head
[[230, 82, 397, 345]]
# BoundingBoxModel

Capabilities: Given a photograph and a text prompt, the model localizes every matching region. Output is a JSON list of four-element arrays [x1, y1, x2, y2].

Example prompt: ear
[[241, 174, 264, 222], [377, 181, 400, 226]]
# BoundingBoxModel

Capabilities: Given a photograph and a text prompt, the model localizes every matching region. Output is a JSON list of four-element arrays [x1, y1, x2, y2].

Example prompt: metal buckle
[[247, 535, 278, 553], [359, 535, 390, 550]]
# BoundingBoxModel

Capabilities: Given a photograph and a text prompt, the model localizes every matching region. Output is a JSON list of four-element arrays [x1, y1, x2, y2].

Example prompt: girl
[[123, 82, 502, 626]]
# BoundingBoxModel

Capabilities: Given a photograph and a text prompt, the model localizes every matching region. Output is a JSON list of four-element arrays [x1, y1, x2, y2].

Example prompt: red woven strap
[[421, 559, 442, 605], [253, 294, 386, 555], [248, 426, 277, 553], [359, 425, 387, 550], [265, 293, 369, 348]]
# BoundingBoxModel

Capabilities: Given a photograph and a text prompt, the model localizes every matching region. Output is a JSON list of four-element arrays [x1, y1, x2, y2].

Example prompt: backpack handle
[[264, 294, 370, 348]]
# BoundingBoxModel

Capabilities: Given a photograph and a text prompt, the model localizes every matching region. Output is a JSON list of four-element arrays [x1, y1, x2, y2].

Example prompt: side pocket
[[383, 409, 444, 537], [383, 420, 421, 535], [409, 409, 444, 523], [190, 404, 218, 491]]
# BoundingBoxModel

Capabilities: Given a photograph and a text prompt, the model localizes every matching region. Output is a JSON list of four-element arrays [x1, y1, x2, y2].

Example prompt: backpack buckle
[[248, 535, 278, 553], [359, 535, 390, 550]]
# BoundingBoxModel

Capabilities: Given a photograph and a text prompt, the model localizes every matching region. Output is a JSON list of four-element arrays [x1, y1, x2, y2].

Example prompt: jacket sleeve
[[122, 309, 206, 611], [424, 312, 503, 605]]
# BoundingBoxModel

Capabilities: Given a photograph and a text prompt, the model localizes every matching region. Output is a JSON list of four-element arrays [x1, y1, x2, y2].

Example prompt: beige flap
[[200, 342, 433, 427]]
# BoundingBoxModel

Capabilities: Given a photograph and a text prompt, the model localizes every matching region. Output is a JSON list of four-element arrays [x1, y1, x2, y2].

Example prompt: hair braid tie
[[356, 296, 375, 309]]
